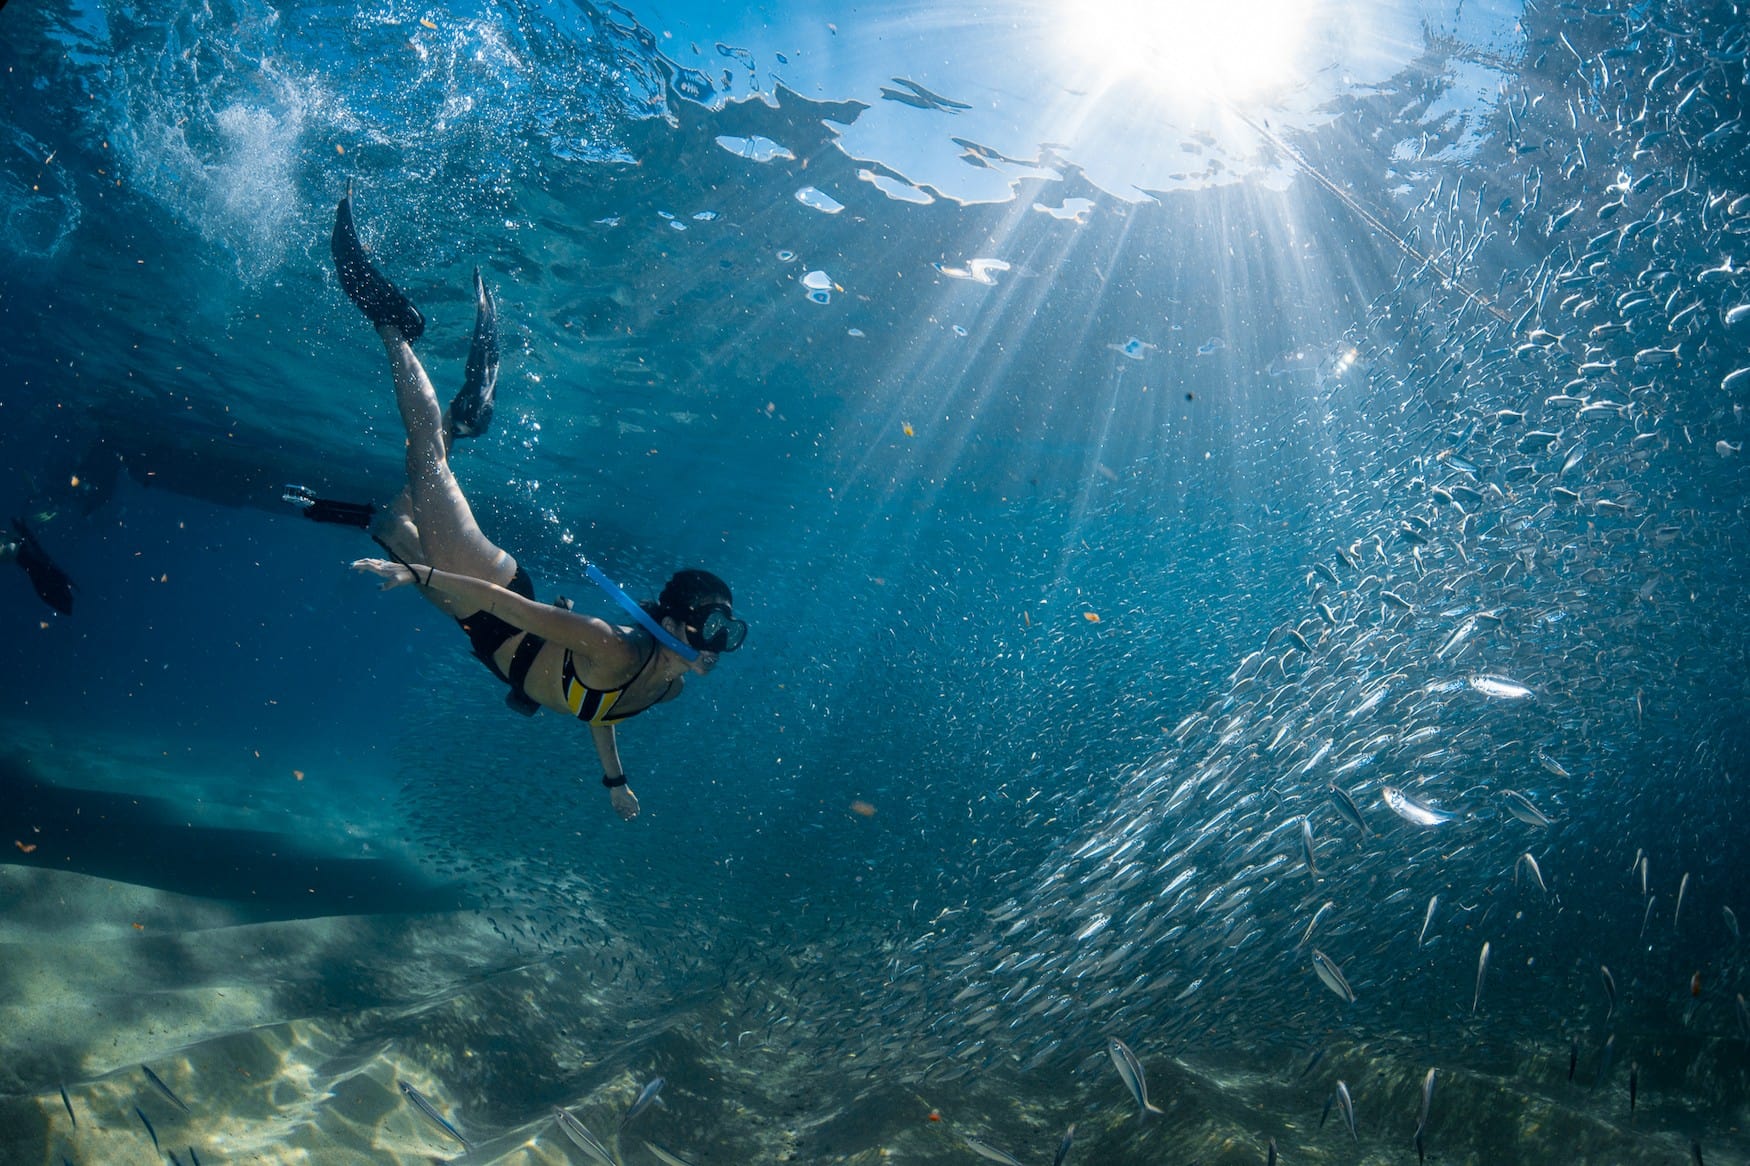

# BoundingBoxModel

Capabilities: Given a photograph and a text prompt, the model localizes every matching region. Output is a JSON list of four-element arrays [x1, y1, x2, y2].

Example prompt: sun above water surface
[[1060, 0, 1312, 104]]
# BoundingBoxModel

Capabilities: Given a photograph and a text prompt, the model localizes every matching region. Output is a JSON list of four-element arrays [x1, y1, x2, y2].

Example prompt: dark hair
[[654, 568, 732, 621]]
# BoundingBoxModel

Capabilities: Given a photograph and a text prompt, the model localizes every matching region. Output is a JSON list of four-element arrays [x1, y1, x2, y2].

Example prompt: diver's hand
[[351, 557, 422, 590], [609, 783, 640, 821]]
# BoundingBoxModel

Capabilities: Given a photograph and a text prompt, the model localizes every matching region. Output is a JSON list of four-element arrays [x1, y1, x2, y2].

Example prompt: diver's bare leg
[[368, 491, 422, 567], [350, 362, 473, 592], [378, 327, 516, 611]]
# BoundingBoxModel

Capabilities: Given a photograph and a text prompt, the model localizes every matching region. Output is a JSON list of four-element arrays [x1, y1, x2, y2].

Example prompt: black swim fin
[[331, 184, 425, 341], [303, 498, 376, 528], [11, 517, 74, 615], [448, 267, 499, 439], [282, 486, 375, 529]]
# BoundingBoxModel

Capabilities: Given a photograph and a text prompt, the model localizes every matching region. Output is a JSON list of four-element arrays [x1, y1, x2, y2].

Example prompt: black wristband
[[602, 773, 628, 788]]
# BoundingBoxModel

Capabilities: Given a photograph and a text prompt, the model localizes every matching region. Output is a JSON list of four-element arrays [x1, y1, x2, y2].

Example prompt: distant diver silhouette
[[9, 517, 75, 615]]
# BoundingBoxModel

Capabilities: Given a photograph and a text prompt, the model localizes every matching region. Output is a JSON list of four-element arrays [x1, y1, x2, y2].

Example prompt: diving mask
[[686, 603, 747, 653]]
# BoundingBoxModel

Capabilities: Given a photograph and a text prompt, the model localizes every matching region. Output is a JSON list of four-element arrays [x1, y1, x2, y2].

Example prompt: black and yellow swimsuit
[[560, 635, 675, 725], [455, 566, 674, 724]]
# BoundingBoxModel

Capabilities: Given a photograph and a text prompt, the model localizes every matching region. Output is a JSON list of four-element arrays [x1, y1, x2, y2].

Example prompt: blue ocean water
[[2, 0, 1748, 1162]]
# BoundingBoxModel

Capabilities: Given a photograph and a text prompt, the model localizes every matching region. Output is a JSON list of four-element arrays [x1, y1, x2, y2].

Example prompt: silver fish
[[398, 1080, 470, 1151], [1501, 790, 1553, 827], [1328, 785, 1372, 837], [1435, 617, 1477, 659], [1675, 872, 1691, 929], [645, 1143, 697, 1166], [1468, 674, 1534, 699], [620, 1075, 665, 1130], [134, 1105, 160, 1153], [1518, 852, 1548, 894], [1330, 752, 1376, 779], [554, 1106, 618, 1166], [1300, 816, 1319, 878], [1723, 905, 1740, 941], [1107, 1036, 1165, 1119], [1299, 901, 1335, 951], [1415, 1068, 1437, 1161], [1347, 685, 1390, 720], [1335, 1079, 1357, 1141], [141, 1065, 191, 1115], [1595, 1034, 1617, 1087], [1472, 941, 1490, 1014], [964, 1134, 1026, 1165], [1053, 1122, 1077, 1166], [1382, 787, 1457, 827], [1418, 895, 1439, 947], [1399, 725, 1442, 748], [1601, 965, 1617, 1020], [1311, 949, 1356, 1004]]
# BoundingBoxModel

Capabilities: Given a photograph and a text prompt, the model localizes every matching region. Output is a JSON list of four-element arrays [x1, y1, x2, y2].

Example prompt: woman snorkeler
[[323, 187, 746, 821]]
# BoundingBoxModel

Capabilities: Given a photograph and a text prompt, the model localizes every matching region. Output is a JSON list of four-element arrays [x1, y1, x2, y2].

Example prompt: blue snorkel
[[582, 559, 700, 662]]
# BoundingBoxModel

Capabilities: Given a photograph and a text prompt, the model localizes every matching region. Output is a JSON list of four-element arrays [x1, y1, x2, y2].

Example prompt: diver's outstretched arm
[[351, 557, 631, 656], [591, 724, 640, 821]]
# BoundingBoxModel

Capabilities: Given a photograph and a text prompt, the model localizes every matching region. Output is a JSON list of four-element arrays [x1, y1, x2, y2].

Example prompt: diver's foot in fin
[[304, 498, 377, 528], [11, 517, 75, 616], [447, 267, 499, 440], [331, 184, 425, 341], [283, 485, 376, 529]]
